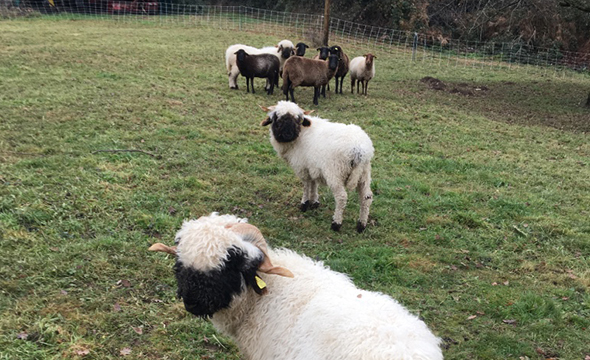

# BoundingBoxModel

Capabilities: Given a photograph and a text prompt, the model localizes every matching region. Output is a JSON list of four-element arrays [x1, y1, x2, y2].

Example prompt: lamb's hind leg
[[356, 168, 373, 233], [300, 178, 312, 212], [330, 183, 348, 231], [309, 180, 320, 209], [229, 65, 240, 89]]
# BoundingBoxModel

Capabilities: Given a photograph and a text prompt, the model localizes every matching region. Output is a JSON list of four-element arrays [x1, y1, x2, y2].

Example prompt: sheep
[[294, 42, 309, 56], [329, 45, 350, 94], [225, 40, 294, 90], [350, 53, 376, 96], [281, 54, 339, 106], [149, 212, 444, 360], [260, 101, 374, 232], [312, 46, 330, 61], [234, 49, 280, 95]]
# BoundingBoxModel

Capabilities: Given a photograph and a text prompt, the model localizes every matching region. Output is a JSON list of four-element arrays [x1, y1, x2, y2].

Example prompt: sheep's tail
[[345, 146, 372, 190]]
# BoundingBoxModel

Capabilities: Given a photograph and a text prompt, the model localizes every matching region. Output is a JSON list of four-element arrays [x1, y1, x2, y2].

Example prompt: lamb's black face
[[175, 247, 264, 318], [281, 47, 293, 60], [271, 113, 304, 143], [329, 45, 342, 59]]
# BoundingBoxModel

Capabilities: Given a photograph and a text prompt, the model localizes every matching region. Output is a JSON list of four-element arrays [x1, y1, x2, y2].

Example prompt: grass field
[[1, 17, 589, 359]]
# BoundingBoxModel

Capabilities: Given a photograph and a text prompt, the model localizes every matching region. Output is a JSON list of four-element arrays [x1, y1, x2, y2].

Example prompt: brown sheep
[[329, 45, 349, 94], [282, 54, 339, 105]]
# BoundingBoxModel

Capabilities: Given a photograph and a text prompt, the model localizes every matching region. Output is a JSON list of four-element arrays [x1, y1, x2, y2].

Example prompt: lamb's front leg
[[309, 180, 320, 209], [300, 179, 312, 212], [330, 183, 348, 231], [356, 171, 373, 233]]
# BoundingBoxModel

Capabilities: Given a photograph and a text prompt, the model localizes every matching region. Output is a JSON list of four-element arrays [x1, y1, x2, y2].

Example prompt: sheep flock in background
[[225, 40, 375, 100], [149, 213, 443, 360]]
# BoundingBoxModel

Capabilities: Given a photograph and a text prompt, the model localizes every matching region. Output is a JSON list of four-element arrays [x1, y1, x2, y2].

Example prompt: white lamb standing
[[260, 101, 374, 232], [226, 40, 294, 89], [149, 213, 443, 360]]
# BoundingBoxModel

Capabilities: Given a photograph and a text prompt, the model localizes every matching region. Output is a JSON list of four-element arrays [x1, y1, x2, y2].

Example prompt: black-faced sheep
[[329, 45, 350, 95], [225, 40, 294, 90], [149, 213, 443, 360], [281, 55, 339, 106], [350, 53, 376, 96], [260, 101, 374, 232], [234, 49, 280, 95], [312, 46, 330, 61], [295, 42, 309, 56]]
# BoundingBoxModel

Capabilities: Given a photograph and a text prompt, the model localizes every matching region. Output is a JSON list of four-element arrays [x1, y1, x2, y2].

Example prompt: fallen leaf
[[120, 347, 132, 356], [502, 319, 516, 324], [50, 247, 59, 252], [450, 265, 458, 271], [467, 315, 477, 320], [117, 279, 132, 288], [113, 303, 121, 312], [584, 355, 590, 360], [60, 290, 68, 295], [476, 311, 485, 315], [492, 282, 498, 286], [16, 332, 28, 340], [562, 297, 569, 301], [132, 326, 143, 335], [503, 281, 510, 286], [75, 349, 90, 356]]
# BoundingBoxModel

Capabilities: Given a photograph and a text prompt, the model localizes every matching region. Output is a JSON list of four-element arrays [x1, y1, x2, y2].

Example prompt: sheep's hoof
[[300, 201, 310, 212], [331, 222, 342, 232], [310, 202, 320, 210], [356, 221, 367, 233], [230, 86, 239, 90]]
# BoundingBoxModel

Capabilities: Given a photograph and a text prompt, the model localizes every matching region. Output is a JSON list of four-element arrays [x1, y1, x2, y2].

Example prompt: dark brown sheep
[[282, 54, 339, 105], [234, 49, 280, 95]]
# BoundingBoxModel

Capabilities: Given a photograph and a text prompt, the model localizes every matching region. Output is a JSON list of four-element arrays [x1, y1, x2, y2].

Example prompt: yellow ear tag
[[255, 275, 267, 289]]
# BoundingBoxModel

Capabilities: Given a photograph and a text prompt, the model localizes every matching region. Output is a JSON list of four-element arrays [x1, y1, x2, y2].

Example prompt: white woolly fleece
[[175, 213, 253, 271], [211, 249, 443, 360]]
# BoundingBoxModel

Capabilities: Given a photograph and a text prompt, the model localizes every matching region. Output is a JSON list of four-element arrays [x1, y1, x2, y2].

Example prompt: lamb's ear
[[303, 109, 314, 115], [259, 105, 275, 112], [260, 117, 272, 126], [305, 44, 309, 48], [277, 45, 283, 53], [302, 117, 312, 127], [316, 47, 321, 51]]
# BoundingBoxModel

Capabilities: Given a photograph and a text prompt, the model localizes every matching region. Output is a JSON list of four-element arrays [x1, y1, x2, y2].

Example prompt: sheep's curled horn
[[148, 223, 294, 290]]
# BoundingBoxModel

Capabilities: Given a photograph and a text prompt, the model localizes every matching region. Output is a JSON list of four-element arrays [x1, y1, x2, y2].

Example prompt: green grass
[[1, 17, 589, 359]]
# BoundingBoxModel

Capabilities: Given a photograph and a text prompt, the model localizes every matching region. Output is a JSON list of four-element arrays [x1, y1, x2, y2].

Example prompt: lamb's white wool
[[171, 213, 443, 360], [263, 101, 375, 232], [226, 40, 293, 89], [349, 54, 376, 95], [175, 213, 251, 271]]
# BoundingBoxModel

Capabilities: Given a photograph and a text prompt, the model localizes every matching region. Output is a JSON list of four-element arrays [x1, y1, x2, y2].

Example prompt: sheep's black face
[[295, 43, 309, 56], [327, 54, 339, 71], [329, 45, 343, 59], [271, 113, 303, 143], [281, 47, 293, 60], [235, 49, 248, 63], [316, 47, 330, 60], [175, 247, 263, 318]]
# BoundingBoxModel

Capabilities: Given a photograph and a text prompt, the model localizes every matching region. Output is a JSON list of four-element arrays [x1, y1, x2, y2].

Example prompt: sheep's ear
[[259, 105, 275, 112], [316, 47, 321, 51], [303, 109, 314, 115], [260, 117, 272, 126], [277, 45, 283, 53], [302, 117, 312, 127], [304, 44, 309, 48]]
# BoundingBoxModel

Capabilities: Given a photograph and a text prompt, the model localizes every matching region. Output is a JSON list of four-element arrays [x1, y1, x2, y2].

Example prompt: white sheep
[[149, 213, 443, 360], [260, 101, 374, 232], [349, 53, 376, 95], [226, 40, 294, 89]]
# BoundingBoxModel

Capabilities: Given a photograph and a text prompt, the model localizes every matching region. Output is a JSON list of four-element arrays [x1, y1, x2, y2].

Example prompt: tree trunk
[[585, 91, 590, 107]]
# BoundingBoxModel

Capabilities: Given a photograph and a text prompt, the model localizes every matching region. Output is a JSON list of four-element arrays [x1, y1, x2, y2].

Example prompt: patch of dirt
[[420, 77, 489, 97]]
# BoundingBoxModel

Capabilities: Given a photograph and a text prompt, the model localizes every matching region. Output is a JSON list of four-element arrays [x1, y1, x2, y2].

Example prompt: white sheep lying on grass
[[261, 101, 374, 232], [226, 40, 294, 89], [149, 213, 443, 360]]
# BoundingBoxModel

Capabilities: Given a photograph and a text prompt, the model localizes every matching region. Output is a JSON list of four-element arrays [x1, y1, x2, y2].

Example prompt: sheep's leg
[[357, 80, 361, 94], [229, 66, 240, 90], [330, 183, 348, 231], [364, 81, 369, 96], [356, 171, 373, 233], [334, 77, 339, 95], [250, 78, 255, 94], [309, 180, 320, 209], [289, 86, 295, 103], [321, 85, 326, 98], [313, 87, 319, 105], [350, 77, 354, 94], [300, 179, 312, 212], [339, 75, 346, 94]]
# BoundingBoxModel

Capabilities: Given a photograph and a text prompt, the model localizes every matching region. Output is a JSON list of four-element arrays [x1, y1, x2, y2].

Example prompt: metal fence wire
[[1, 2, 589, 76]]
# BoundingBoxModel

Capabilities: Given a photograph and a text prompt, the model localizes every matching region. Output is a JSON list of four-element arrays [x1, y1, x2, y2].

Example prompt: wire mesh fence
[[2, 2, 589, 78]]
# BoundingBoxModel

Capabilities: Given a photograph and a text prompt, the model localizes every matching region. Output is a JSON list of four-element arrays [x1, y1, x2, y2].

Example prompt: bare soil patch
[[420, 76, 489, 96]]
